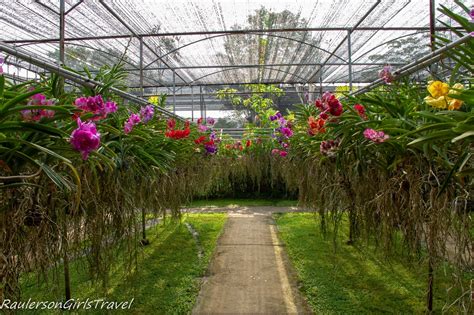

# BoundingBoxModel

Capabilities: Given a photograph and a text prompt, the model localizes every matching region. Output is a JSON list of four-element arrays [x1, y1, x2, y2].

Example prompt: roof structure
[[0, 0, 468, 120]]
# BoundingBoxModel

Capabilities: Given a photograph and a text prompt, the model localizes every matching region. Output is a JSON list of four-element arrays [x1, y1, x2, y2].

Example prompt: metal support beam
[[347, 31, 353, 91], [85, 62, 408, 74], [145, 90, 335, 97], [191, 86, 194, 121], [139, 37, 144, 97], [3, 27, 462, 45], [429, 0, 436, 51], [65, 0, 83, 15], [59, 0, 65, 66], [172, 71, 176, 113], [129, 80, 362, 88], [200, 86, 204, 119], [319, 68, 323, 97]]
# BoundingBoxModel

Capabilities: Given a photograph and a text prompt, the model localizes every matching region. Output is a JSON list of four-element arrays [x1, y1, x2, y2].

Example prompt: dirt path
[[192, 207, 311, 314]]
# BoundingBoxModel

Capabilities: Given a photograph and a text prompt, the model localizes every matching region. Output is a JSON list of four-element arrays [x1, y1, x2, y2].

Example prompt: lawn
[[187, 198, 298, 208], [274, 212, 473, 314], [19, 213, 227, 314]]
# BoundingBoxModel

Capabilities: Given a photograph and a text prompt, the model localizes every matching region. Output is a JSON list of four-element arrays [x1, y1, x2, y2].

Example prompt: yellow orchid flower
[[427, 80, 449, 98], [425, 82, 464, 111], [424, 95, 448, 109]]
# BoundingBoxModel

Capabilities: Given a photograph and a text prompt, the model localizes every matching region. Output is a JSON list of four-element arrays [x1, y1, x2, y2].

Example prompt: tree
[[215, 7, 323, 83], [352, 36, 431, 82]]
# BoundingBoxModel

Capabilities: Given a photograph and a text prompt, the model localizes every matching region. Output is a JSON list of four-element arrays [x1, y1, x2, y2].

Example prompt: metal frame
[[0, 0, 467, 120], [2, 27, 459, 45], [143, 32, 348, 69], [1, 0, 462, 88]]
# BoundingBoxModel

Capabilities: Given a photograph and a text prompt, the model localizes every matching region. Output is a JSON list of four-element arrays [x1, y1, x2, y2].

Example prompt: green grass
[[19, 213, 227, 314], [274, 212, 473, 314], [187, 198, 298, 208]]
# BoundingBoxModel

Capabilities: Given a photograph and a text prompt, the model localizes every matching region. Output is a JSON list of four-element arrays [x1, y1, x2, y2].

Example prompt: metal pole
[[71, 62, 421, 72], [4, 26, 462, 45], [139, 37, 144, 97], [59, 0, 65, 65], [200, 86, 203, 119], [319, 67, 323, 97], [347, 30, 353, 92], [429, 0, 436, 51], [61, 4, 70, 302], [429, 0, 437, 75], [172, 71, 176, 113], [191, 86, 194, 121]]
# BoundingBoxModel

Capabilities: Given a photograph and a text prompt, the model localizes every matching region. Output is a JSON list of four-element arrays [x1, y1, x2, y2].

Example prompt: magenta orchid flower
[[70, 118, 101, 160], [363, 128, 389, 143], [21, 93, 56, 121], [123, 113, 141, 134], [74, 95, 117, 120]]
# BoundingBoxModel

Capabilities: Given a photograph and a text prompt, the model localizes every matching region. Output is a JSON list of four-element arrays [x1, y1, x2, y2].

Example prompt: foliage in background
[[216, 84, 284, 126]]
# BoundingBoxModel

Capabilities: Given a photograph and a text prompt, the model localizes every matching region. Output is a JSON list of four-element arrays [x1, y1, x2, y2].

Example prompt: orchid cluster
[[195, 136, 218, 154], [315, 91, 343, 117], [353, 104, 367, 120], [308, 116, 326, 135], [194, 117, 219, 154], [424, 80, 464, 110], [224, 139, 252, 152], [0, 56, 4, 74], [124, 113, 141, 134], [123, 105, 156, 134], [197, 117, 216, 132], [74, 95, 118, 120], [70, 118, 101, 160], [165, 119, 190, 139], [195, 134, 218, 154], [21, 93, 56, 121], [363, 128, 389, 143], [272, 149, 288, 157], [204, 138, 218, 154], [308, 92, 343, 136], [320, 139, 340, 157], [140, 105, 155, 123], [379, 65, 394, 83], [271, 112, 292, 156]]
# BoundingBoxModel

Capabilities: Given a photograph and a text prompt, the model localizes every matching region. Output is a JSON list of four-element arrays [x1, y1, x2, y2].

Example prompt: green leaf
[[451, 131, 474, 143], [0, 122, 69, 137], [1, 138, 72, 163], [1, 88, 48, 113], [408, 130, 454, 146], [0, 75, 5, 99]]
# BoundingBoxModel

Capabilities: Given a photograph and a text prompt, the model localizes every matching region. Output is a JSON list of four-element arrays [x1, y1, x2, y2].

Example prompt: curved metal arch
[[144, 32, 347, 70], [352, 30, 431, 63], [16, 41, 140, 69], [188, 66, 309, 85]]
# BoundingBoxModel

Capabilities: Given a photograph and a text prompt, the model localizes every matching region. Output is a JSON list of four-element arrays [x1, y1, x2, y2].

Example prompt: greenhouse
[[0, 0, 473, 313]]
